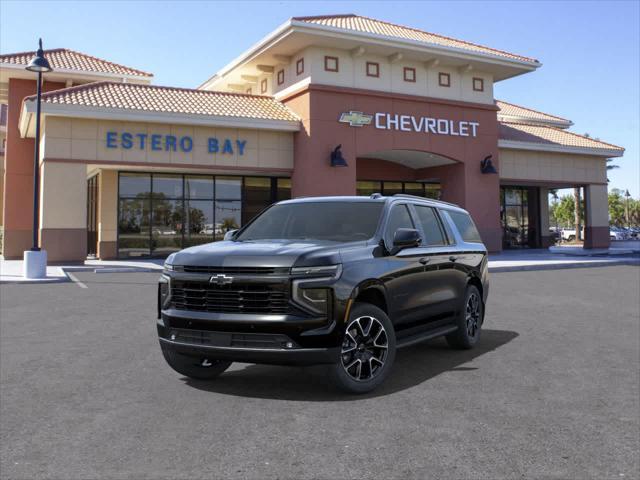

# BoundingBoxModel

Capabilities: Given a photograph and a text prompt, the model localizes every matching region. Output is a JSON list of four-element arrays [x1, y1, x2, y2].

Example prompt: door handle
[[419, 257, 431, 265], [449, 256, 458, 262]]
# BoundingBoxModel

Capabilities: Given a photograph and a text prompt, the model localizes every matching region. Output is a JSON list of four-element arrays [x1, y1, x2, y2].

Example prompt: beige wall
[[499, 148, 607, 184], [42, 117, 294, 170], [266, 46, 494, 104], [40, 161, 86, 229], [585, 184, 609, 228], [98, 169, 118, 243]]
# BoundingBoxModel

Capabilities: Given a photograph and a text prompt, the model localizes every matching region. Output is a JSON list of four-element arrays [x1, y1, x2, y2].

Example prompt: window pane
[[118, 198, 150, 257], [424, 184, 441, 200], [153, 174, 183, 198], [215, 200, 241, 240], [185, 176, 214, 199], [151, 199, 184, 256], [385, 204, 415, 245], [403, 182, 424, 197], [243, 177, 272, 224], [185, 200, 214, 247], [382, 182, 403, 196], [357, 181, 382, 196], [415, 206, 446, 246], [216, 176, 241, 199], [276, 178, 291, 201], [449, 211, 482, 243], [119, 173, 151, 197]]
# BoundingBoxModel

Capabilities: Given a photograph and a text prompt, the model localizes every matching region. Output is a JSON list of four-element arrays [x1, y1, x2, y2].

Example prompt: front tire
[[446, 285, 484, 349], [328, 302, 396, 394], [161, 347, 232, 380]]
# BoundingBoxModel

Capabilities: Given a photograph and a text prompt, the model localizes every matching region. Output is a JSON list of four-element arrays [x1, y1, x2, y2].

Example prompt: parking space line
[[66, 272, 88, 289]]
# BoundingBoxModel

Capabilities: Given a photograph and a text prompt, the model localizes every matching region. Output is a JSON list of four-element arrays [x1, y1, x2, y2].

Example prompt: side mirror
[[223, 229, 238, 241], [392, 228, 421, 252]]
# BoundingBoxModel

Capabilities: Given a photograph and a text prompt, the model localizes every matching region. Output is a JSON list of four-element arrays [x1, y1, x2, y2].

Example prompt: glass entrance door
[[501, 186, 539, 248], [86, 175, 99, 257]]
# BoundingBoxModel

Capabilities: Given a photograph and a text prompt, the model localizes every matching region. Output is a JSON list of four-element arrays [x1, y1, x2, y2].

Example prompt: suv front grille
[[176, 266, 289, 275], [170, 281, 289, 314]]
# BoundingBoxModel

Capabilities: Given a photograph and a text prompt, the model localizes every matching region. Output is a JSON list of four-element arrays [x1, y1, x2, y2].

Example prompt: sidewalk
[[1, 250, 638, 283], [488, 249, 639, 273]]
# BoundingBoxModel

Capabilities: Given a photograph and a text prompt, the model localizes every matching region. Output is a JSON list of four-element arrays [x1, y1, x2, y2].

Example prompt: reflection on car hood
[[169, 239, 355, 268]]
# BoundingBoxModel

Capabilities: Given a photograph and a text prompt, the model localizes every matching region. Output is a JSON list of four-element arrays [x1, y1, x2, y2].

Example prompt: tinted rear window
[[236, 201, 383, 242], [449, 211, 482, 243], [414, 205, 446, 246]]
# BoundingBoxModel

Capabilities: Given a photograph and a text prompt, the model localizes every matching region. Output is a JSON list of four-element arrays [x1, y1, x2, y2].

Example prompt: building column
[[285, 91, 357, 197], [98, 170, 118, 259], [39, 161, 87, 262], [2, 78, 66, 259], [539, 188, 553, 247], [584, 184, 610, 249]]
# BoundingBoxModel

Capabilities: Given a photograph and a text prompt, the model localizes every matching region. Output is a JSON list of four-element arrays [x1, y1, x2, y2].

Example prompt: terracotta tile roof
[[293, 14, 538, 64], [27, 81, 299, 122], [496, 100, 571, 126], [0, 48, 152, 78], [499, 122, 624, 153]]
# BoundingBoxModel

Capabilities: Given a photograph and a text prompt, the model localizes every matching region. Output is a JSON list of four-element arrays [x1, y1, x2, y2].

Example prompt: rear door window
[[449, 211, 482, 243], [414, 205, 446, 246]]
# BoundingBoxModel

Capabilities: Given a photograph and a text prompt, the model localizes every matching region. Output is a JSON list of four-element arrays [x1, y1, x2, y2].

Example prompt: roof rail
[[391, 193, 459, 208], [370, 193, 383, 199]]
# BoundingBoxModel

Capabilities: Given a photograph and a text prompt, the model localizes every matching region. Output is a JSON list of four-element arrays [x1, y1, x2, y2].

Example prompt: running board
[[396, 325, 458, 349]]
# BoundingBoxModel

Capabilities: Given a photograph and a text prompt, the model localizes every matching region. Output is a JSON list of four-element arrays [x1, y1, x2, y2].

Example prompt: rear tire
[[446, 285, 484, 350], [328, 302, 396, 394], [161, 347, 232, 380]]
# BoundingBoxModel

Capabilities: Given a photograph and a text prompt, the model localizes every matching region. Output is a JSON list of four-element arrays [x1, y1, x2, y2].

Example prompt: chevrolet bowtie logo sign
[[338, 111, 373, 127], [209, 274, 233, 286]]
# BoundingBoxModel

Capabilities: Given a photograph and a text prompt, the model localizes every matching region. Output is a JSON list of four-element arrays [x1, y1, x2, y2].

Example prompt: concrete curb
[[489, 259, 640, 273]]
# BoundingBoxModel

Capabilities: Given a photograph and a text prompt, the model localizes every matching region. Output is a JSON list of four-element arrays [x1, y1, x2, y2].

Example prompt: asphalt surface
[[1, 266, 639, 480]]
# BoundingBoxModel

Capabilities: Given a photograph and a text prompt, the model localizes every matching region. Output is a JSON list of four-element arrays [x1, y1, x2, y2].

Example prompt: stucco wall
[[273, 46, 494, 104], [499, 148, 607, 184], [42, 117, 294, 171]]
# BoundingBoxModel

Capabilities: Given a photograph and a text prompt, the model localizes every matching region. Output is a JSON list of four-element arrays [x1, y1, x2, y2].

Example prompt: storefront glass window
[[357, 180, 441, 199], [118, 197, 151, 257], [276, 178, 292, 201], [382, 182, 403, 196], [216, 176, 242, 200], [243, 177, 272, 225], [356, 181, 382, 196], [117, 173, 289, 258]]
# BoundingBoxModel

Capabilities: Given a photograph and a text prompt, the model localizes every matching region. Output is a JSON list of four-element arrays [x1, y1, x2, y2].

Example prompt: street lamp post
[[625, 189, 631, 230], [23, 39, 52, 279]]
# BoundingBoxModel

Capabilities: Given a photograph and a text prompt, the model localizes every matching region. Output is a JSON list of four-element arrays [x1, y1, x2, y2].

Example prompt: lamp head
[[26, 39, 53, 73], [330, 144, 348, 167]]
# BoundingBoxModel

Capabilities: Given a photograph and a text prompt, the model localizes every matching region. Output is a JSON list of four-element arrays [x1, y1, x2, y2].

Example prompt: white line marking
[[66, 272, 88, 289]]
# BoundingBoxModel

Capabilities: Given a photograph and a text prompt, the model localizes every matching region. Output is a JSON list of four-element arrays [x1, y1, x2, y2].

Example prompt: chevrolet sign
[[338, 111, 373, 127]]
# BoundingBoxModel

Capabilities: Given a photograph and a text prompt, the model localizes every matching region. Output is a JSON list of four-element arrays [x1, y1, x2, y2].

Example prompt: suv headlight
[[290, 264, 341, 315], [290, 264, 342, 278]]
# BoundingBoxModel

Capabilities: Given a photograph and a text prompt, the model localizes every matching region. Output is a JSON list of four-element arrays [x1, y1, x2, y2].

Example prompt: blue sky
[[1, 0, 638, 196]]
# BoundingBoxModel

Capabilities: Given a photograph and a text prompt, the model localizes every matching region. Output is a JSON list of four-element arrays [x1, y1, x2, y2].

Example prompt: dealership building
[[0, 14, 624, 261]]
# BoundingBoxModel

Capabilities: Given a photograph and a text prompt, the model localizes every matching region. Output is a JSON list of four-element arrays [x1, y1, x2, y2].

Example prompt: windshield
[[235, 201, 383, 242]]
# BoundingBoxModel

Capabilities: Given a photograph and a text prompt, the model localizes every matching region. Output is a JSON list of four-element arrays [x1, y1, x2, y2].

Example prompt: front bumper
[[158, 322, 340, 365]]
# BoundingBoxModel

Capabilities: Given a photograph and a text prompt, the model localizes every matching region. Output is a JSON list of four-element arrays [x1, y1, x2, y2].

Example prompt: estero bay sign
[[339, 111, 480, 137], [105, 131, 248, 155]]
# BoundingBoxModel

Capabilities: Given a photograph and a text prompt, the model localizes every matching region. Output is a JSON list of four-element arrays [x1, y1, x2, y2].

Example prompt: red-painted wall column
[[2, 78, 65, 259]]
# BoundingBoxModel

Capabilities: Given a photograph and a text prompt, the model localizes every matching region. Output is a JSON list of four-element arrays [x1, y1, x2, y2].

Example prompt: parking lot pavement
[[1, 266, 638, 480]]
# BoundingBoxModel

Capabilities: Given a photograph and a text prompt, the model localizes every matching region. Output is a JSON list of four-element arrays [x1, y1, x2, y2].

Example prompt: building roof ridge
[[295, 13, 539, 63], [496, 99, 571, 123]]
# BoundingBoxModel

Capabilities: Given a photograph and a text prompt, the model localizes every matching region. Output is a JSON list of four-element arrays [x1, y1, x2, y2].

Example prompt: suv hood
[[167, 239, 351, 269]]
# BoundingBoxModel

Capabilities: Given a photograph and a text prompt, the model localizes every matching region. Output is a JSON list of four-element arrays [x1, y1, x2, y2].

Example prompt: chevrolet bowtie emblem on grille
[[210, 274, 233, 285], [339, 111, 373, 127]]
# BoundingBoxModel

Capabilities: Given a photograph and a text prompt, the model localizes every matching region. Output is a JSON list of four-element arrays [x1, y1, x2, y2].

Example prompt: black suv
[[157, 194, 489, 393]]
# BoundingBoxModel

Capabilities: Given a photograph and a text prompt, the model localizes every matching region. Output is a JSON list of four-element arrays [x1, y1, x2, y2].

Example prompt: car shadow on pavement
[[184, 328, 519, 401]]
